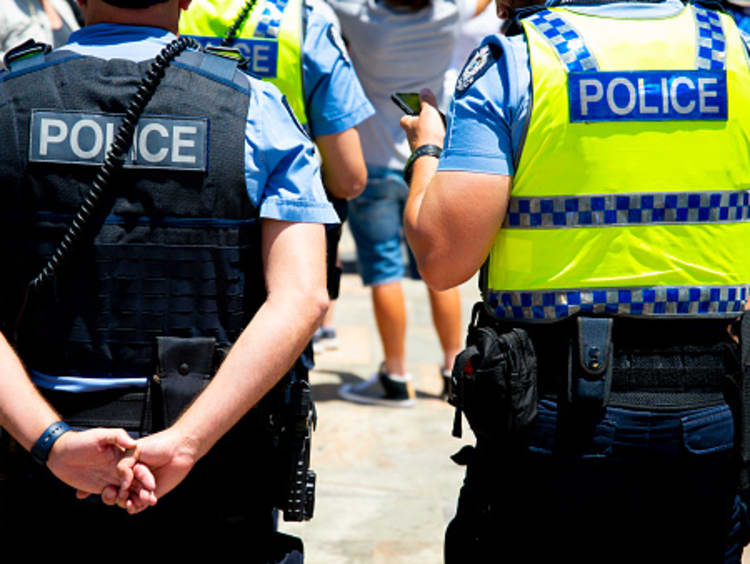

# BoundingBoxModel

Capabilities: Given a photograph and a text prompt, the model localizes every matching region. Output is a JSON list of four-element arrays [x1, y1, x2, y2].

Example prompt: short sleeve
[[439, 35, 531, 177], [244, 78, 339, 224], [302, 7, 375, 138]]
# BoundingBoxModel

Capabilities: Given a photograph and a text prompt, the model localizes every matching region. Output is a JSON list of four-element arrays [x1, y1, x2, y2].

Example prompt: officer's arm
[[0, 332, 155, 508], [406, 167, 510, 290], [136, 219, 329, 498], [402, 90, 510, 290], [315, 127, 367, 200]]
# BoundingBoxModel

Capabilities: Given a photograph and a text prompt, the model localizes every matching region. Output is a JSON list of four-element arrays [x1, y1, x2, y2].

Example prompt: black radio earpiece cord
[[13, 35, 199, 342], [221, 0, 259, 47]]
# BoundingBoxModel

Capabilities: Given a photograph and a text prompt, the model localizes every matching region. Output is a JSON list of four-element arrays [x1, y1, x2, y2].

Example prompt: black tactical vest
[[0, 48, 265, 378]]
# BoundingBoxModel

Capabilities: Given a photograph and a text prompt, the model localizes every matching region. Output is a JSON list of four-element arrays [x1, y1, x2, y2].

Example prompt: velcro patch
[[189, 35, 278, 78], [29, 110, 209, 171], [568, 70, 728, 122]]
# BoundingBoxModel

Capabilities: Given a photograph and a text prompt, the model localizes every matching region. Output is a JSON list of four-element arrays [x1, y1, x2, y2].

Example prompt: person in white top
[[330, 0, 489, 407], [444, 0, 500, 98], [1, 0, 81, 65]]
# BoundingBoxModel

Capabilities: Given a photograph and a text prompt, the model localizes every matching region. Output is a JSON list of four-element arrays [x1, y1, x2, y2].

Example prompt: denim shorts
[[347, 165, 420, 286]]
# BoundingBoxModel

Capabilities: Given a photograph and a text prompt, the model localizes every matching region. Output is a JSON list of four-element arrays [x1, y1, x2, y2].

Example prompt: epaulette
[[203, 44, 252, 72], [3, 39, 51, 72]]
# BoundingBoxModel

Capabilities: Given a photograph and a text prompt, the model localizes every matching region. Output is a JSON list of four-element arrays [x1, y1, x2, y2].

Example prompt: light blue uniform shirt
[[27, 23, 338, 391], [727, 5, 750, 39], [302, 3, 375, 137], [439, 0, 746, 176]]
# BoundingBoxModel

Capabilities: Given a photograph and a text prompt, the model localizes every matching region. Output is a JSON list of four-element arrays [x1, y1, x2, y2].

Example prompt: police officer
[[400, 0, 750, 560], [179, 0, 374, 342], [0, 0, 336, 555]]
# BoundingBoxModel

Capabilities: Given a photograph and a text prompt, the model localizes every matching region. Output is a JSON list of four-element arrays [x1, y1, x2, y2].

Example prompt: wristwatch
[[403, 144, 443, 185]]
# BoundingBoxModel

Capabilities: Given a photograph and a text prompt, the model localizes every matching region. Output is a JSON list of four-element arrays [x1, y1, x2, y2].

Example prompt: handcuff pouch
[[567, 317, 614, 410]]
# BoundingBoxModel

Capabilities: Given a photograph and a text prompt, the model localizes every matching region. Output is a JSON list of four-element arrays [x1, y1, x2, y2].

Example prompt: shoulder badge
[[455, 43, 500, 98]]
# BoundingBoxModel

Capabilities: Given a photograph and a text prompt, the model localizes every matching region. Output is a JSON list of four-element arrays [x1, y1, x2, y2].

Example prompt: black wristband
[[31, 421, 72, 466], [403, 144, 442, 185]]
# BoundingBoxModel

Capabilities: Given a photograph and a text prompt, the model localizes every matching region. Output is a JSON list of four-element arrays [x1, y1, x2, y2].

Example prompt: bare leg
[[371, 280, 407, 376], [427, 286, 462, 371]]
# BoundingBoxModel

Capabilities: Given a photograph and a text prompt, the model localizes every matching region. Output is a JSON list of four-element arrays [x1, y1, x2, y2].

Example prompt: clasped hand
[[53, 427, 196, 515]]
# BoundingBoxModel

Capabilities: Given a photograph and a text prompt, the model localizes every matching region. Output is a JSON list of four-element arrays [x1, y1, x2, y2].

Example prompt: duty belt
[[484, 310, 737, 410]]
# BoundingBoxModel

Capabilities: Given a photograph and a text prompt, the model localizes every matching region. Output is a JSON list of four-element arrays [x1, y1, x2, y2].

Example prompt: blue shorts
[[347, 165, 420, 286]]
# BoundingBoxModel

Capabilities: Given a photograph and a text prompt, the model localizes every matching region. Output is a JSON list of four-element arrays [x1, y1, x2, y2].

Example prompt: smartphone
[[391, 91, 446, 126], [391, 92, 422, 116]]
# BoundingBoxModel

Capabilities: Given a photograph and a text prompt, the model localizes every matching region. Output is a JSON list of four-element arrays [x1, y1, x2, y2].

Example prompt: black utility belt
[[539, 336, 733, 410], [449, 303, 740, 441]]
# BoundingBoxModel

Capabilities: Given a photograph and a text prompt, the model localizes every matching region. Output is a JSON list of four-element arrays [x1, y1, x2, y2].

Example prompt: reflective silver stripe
[[485, 285, 748, 320], [526, 9, 599, 73], [693, 5, 727, 71], [504, 190, 750, 229]]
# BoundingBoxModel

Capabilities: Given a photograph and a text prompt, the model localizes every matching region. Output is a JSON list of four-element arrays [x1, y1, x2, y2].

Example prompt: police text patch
[[29, 110, 209, 170], [190, 35, 278, 78], [568, 70, 728, 122]]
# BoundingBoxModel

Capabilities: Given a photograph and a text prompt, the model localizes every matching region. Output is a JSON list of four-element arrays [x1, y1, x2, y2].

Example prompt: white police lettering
[[39, 118, 67, 156], [698, 77, 720, 113], [29, 110, 208, 171], [172, 126, 198, 164], [568, 70, 727, 122], [139, 123, 169, 163], [637, 78, 658, 114], [578, 79, 603, 116], [251, 43, 274, 75], [670, 76, 695, 114], [187, 36, 279, 78], [70, 119, 104, 159], [607, 78, 636, 116]]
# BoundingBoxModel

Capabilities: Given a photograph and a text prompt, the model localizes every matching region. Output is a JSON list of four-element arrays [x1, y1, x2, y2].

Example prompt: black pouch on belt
[[450, 305, 538, 442], [154, 336, 216, 429], [566, 317, 614, 411]]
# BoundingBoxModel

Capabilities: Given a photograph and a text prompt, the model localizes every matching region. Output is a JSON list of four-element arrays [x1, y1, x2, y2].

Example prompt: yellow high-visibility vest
[[485, 4, 750, 321], [180, 0, 307, 126]]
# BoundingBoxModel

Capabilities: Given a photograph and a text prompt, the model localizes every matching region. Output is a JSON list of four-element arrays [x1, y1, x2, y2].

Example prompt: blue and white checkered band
[[254, 0, 290, 38], [504, 190, 750, 228], [692, 5, 727, 71], [526, 10, 599, 72], [486, 286, 748, 320]]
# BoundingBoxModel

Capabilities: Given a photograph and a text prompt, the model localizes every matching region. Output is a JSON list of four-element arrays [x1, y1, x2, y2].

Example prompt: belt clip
[[567, 317, 614, 410]]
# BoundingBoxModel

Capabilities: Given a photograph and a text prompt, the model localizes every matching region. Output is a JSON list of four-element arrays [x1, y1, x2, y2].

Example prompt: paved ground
[[281, 227, 750, 563], [280, 227, 476, 563]]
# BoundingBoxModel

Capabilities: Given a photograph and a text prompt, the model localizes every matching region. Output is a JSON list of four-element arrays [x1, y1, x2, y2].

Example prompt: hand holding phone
[[391, 92, 446, 125]]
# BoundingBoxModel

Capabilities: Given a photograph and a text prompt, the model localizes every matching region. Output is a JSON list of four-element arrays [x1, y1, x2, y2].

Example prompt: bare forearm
[[171, 288, 327, 461], [168, 220, 329, 462], [404, 155, 441, 269], [317, 129, 367, 200], [0, 332, 59, 450]]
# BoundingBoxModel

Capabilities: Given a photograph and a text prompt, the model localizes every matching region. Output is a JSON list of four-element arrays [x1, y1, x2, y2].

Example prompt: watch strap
[[403, 144, 443, 184], [31, 421, 72, 466]]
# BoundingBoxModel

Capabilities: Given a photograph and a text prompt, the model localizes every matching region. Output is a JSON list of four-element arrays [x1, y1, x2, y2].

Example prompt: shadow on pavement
[[310, 369, 445, 403]]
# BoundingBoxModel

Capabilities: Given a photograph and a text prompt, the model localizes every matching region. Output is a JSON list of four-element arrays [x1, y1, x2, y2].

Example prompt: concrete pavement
[[280, 227, 750, 563]]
